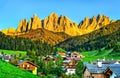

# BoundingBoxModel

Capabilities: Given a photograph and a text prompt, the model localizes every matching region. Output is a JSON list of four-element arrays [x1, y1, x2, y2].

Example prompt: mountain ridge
[[1, 13, 113, 36], [56, 20, 120, 51], [18, 28, 71, 45]]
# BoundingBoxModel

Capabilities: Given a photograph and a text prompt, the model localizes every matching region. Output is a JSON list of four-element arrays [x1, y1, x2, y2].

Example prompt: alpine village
[[1, 1, 120, 78]]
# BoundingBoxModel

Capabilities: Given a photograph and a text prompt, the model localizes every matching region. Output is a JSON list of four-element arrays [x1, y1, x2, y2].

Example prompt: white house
[[66, 68, 76, 75]]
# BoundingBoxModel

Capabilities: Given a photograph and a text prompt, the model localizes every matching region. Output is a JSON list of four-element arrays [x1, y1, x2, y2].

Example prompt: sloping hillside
[[56, 20, 120, 51], [0, 32, 57, 56], [81, 48, 114, 62], [0, 60, 39, 78], [79, 30, 120, 51], [81, 43, 120, 62], [18, 28, 71, 45]]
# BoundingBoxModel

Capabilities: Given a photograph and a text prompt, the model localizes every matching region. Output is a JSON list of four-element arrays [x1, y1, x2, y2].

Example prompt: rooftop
[[84, 63, 120, 74]]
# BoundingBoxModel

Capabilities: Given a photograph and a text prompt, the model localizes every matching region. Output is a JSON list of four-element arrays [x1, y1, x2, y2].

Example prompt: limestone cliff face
[[43, 13, 81, 36], [16, 19, 28, 32], [79, 17, 90, 29], [30, 14, 42, 30], [2, 13, 111, 36], [78, 14, 111, 34], [16, 14, 42, 33], [102, 16, 110, 26], [2, 28, 16, 35], [44, 13, 59, 31]]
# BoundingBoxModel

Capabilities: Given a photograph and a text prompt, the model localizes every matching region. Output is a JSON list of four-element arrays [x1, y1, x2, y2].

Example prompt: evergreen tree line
[[0, 32, 84, 77], [0, 32, 57, 56]]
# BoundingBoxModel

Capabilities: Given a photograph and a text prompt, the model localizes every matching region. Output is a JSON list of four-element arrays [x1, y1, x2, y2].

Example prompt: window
[[23, 64, 25, 68], [27, 64, 30, 69], [23, 64, 27, 69]]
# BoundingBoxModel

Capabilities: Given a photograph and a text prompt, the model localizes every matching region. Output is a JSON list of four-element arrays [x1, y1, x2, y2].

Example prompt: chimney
[[97, 59, 102, 68]]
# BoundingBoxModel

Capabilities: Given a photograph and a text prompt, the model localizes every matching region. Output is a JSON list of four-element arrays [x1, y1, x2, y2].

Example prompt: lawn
[[0, 49, 27, 56]]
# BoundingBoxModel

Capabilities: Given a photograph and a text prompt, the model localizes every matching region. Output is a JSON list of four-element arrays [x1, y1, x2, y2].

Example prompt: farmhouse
[[57, 52, 66, 58], [17, 60, 37, 75], [82, 62, 107, 78], [65, 64, 76, 75], [44, 55, 57, 63], [64, 57, 80, 75], [71, 51, 85, 58], [83, 60, 120, 78]]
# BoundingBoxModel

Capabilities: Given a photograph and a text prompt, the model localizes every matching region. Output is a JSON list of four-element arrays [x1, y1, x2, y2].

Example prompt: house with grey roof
[[82, 63, 108, 78], [82, 60, 120, 78], [104, 64, 120, 78]]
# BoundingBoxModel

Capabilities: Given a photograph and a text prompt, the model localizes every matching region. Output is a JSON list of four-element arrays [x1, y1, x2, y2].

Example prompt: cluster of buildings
[[20, 51, 84, 75], [0, 52, 15, 62], [2, 51, 120, 78], [40, 51, 85, 75], [0, 52, 38, 75], [0, 52, 37, 75], [16, 57, 120, 78], [0, 51, 85, 75], [56, 51, 85, 75]]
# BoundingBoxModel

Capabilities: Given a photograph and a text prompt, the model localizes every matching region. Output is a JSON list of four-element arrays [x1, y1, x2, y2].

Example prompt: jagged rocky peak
[[102, 15, 110, 26], [58, 15, 81, 35], [79, 16, 90, 29], [1, 13, 112, 36], [58, 15, 70, 26], [49, 13, 58, 18], [79, 14, 111, 32], [97, 14, 103, 24], [33, 13, 38, 18], [16, 14, 42, 33], [97, 14, 110, 26], [43, 13, 80, 36], [16, 19, 28, 32], [30, 13, 42, 30], [44, 13, 59, 30], [87, 16, 97, 30]]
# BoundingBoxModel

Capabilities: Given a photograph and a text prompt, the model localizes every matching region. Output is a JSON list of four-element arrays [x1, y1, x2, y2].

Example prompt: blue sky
[[0, 0, 120, 30]]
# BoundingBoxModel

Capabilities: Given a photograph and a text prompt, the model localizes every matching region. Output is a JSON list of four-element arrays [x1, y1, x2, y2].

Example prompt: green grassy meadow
[[57, 47, 66, 52], [81, 47, 120, 62], [0, 49, 26, 56]]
